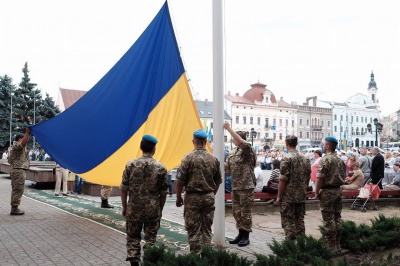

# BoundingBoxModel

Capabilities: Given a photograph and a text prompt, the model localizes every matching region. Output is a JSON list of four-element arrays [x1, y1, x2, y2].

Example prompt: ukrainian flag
[[30, 2, 203, 186]]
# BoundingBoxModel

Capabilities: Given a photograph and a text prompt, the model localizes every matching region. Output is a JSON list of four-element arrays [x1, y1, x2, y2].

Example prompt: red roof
[[243, 82, 277, 103], [60, 88, 87, 109]]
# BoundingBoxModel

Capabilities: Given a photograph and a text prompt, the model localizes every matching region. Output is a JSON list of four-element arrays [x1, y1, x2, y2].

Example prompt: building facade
[[296, 96, 332, 150], [329, 72, 381, 149], [224, 82, 297, 150]]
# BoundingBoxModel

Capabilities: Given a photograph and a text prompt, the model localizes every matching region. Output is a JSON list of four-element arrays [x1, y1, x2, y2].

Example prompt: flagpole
[[212, 0, 225, 247]]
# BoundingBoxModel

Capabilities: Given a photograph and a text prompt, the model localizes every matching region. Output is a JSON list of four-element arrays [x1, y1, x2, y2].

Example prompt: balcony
[[311, 125, 322, 131]]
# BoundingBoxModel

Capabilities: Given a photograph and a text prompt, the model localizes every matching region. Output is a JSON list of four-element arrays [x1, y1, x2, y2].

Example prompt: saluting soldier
[[315, 136, 346, 253], [276, 135, 311, 240], [9, 128, 31, 215], [176, 129, 222, 253], [224, 122, 256, 247], [120, 135, 168, 266]]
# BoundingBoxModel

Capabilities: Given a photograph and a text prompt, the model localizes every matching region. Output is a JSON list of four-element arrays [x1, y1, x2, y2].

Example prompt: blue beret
[[142, 134, 158, 144], [325, 136, 338, 144], [193, 129, 207, 139]]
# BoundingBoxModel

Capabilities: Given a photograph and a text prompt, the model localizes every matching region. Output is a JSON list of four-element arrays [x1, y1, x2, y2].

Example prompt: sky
[[0, 0, 399, 116]]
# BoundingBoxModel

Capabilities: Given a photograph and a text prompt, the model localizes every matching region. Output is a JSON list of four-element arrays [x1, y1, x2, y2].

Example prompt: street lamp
[[367, 118, 383, 147], [33, 89, 36, 150]]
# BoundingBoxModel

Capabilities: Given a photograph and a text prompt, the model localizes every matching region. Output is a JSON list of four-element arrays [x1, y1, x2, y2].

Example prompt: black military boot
[[10, 207, 25, 215], [130, 261, 139, 266], [229, 229, 244, 244], [238, 231, 250, 247], [101, 198, 114, 208]]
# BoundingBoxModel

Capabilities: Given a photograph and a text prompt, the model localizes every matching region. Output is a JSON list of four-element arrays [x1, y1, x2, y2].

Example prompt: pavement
[[0, 169, 282, 265]]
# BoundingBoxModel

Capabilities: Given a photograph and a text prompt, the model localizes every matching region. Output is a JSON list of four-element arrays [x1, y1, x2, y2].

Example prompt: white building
[[224, 82, 297, 150], [328, 72, 381, 148]]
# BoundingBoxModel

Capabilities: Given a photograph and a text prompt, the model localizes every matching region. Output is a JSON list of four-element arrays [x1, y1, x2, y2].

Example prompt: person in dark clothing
[[370, 147, 385, 189]]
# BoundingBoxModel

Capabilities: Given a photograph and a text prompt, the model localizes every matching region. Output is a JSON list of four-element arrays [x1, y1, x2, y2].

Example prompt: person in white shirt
[[2, 150, 8, 160], [254, 161, 264, 192]]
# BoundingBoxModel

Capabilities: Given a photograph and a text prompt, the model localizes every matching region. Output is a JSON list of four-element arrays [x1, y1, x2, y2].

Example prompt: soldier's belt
[[321, 186, 341, 189], [12, 167, 28, 170], [185, 191, 213, 195]]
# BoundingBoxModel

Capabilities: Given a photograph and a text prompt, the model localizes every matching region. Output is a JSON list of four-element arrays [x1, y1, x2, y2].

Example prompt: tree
[[1, 62, 60, 150], [0, 75, 16, 149]]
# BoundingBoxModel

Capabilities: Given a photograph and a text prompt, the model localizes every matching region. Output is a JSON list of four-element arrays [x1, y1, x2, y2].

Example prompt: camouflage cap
[[236, 131, 247, 140]]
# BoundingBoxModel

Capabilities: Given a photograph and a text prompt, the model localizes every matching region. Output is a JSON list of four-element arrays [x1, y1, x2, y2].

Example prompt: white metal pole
[[33, 90, 36, 151], [212, 0, 225, 247], [9, 88, 12, 148]]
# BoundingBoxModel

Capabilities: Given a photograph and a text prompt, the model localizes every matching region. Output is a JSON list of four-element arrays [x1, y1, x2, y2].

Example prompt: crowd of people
[[6, 126, 400, 266]]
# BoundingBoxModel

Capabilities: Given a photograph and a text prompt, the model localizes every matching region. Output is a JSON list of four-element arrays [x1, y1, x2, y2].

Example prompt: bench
[[225, 191, 316, 201], [341, 189, 400, 198]]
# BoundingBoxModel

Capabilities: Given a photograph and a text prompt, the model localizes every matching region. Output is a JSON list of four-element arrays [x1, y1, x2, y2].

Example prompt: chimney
[[235, 93, 239, 96], [280, 97, 283, 101], [303, 102, 308, 106], [205, 99, 208, 105]]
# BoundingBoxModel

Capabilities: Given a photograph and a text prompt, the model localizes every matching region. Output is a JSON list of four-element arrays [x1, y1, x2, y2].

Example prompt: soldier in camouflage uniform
[[176, 129, 222, 253], [9, 128, 31, 215], [276, 135, 311, 240], [224, 122, 256, 247], [315, 136, 346, 253], [120, 135, 168, 266]]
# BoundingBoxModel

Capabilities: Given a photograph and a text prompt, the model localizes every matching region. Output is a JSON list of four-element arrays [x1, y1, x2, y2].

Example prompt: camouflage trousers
[[184, 192, 215, 253], [126, 219, 160, 262], [10, 169, 26, 208], [280, 201, 306, 240], [232, 189, 254, 232], [319, 188, 342, 248]]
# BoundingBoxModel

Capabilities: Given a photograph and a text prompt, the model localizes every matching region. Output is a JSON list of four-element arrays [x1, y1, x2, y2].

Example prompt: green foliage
[[142, 244, 252, 266], [335, 214, 400, 253], [0, 63, 59, 150]]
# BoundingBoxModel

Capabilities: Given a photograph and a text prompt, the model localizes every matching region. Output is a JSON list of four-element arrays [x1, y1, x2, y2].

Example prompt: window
[[273, 133, 276, 140], [243, 116, 247, 124], [351, 116, 353, 122], [250, 117, 253, 125], [265, 97, 269, 103], [370, 117, 372, 123], [321, 120, 324, 127], [307, 119, 309, 126], [334, 114, 337, 121], [279, 133, 283, 140], [236, 116, 239, 124], [279, 119, 282, 126], [340, 126, 343, 133], [328, 121, 331, 127], [300, 132, 303, 138], [300, 119, 303, 126], [306, 132, 309, 138], [257, 117, 260, 125], [273, 118, 276, 126], [340, 115, 343, 121], [224, 135, 227, 142], [292, 120, 294, 127], [361, 117, 363, 123], [356, 116, 358, 122], [265, 132, 269, 138], [210, 122, 213, 128], [334, 126, 337, 132], [265, 118, 269, 127], [322, 133, 324, 139], [286, 119, 288, 127]]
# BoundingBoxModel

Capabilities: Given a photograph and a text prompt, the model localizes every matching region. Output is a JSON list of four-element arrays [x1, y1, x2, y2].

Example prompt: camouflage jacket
[[279, 150, 311, 203], [9, 141, 29, 169], [227, 141, 256, 190], [317, 151, 346, 188], [177, 148, 221, 192], [120, 155, 168, 221]]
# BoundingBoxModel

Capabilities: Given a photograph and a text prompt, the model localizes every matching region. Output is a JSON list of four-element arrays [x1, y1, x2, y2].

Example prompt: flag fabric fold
[[30, 2, 204, 186]]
